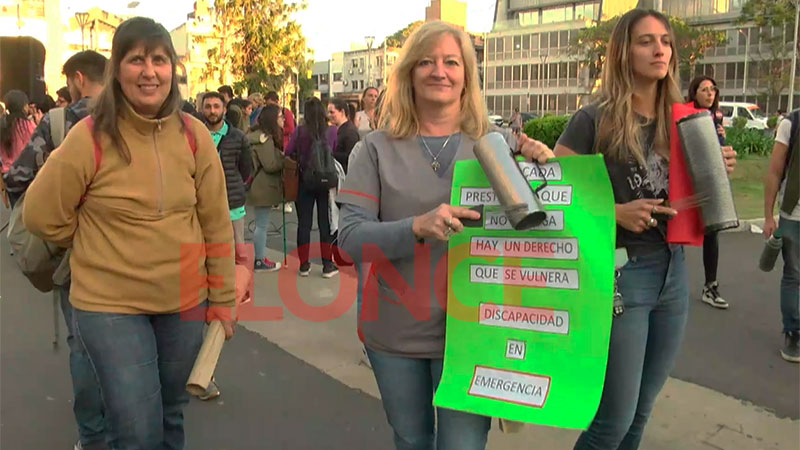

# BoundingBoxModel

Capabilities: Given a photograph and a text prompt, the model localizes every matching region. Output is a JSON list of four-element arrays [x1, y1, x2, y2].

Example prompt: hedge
[[522, 115, 571, 150]]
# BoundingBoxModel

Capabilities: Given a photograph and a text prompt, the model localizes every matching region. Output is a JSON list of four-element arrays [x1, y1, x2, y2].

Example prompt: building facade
[[485, 0, 799, 119], [426, 0, 467, 30], [312, 45, 400, 101]]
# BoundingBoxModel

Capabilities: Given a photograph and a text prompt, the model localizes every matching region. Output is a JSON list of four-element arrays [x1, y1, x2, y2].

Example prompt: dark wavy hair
[[1, 90, 29, 155], [91, 17, 183, 164], [687, 75, 720, 113], [303, 97, 327, 140], [257, 104, 284, 151]]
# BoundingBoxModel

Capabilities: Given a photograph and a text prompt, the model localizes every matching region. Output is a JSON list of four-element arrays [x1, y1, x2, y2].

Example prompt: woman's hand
[[412, 204, 481, 241], [721, 145, 736, 175], [517, 134, 555, 164], [717, 125, 726, 139], [206, 305, 236, 340], [763, 216, 778, 239], [616, 199, 677, 234]]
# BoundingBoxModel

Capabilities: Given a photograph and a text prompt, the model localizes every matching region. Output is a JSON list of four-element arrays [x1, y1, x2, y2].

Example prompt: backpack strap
[[49, 107, 66, 148], [181, 113, 198, 155], [80, 117, 103, 204]]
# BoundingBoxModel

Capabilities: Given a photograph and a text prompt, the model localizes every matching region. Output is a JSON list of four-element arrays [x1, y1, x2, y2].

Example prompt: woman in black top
[[552, 10, 736, 450], [329, 98, 359, 172], [687, 75, 729, 310]]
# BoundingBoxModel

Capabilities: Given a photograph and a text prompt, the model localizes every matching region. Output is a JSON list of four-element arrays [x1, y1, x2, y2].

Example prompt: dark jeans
[[780, 217, 800, 332], [366, 349, 491, 450], [574, 246, 689, 450], [702, 231, 718, 284], [58, 284, 108, 448], [296, 185, 332, 265], [74, 302, 206, 450]]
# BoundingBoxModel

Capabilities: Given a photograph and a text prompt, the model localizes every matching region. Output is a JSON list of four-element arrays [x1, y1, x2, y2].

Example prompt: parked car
[[719, 102, 768, 130], [488, 115, 504, 127], [520, 112, 538, 125]]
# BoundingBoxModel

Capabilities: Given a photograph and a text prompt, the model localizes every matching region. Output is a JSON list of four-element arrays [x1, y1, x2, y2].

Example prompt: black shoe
[[781, 331, 800, 363], [299, 262, 311, 277], [322, 262, 338, 279], [701, 282, 729, 309]]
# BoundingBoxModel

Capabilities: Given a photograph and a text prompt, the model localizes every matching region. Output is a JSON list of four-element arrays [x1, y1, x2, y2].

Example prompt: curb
[[724, 215, 778, 234]]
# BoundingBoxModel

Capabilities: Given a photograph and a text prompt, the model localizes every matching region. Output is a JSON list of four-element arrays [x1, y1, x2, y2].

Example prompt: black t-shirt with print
[[557, 103, 669, 257]]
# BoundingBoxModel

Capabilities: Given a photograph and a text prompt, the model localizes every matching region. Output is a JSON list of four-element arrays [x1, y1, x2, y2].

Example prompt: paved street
[[1, 206, 799, 449]]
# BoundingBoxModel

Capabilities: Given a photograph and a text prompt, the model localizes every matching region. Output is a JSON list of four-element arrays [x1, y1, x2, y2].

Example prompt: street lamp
[[738, 28, 750, 95], [788, 0, 799, 112], [365, 36, 375, 88], [75, 12, 90, 51]]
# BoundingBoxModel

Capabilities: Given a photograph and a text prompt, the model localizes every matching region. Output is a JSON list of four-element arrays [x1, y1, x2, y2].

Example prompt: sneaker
[[284, 202, 293, 213], [197, 378, 221, 401], [254, 258, 281, 272], [299, 262, 311, 277], [781, 331, 800, 363], [701, 282, 729, 309], [74, 441, 82, 450], [322, 262, 339, 279]]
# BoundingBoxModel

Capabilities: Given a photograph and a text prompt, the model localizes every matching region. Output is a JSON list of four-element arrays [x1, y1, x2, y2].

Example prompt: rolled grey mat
[[759, 231, 783, 272], [473, 132, 547, 230], [677, 111, 739, 233]]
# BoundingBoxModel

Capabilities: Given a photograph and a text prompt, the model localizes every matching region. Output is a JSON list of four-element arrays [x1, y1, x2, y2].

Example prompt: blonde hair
[[379, 21, 488, 140], [595, 9, 683, 166]]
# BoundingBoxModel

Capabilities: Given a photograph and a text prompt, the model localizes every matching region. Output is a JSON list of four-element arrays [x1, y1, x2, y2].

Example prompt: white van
[[719, 102, 768, 129]]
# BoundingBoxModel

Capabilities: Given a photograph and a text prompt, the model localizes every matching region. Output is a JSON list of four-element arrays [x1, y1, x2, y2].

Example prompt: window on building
[[504, 36, 512, 58], [521, 64, 529, 82], [549, 32, 559, 50], [530, 33, 539, 50], [320, 74, 329, 84], [519, 10, 539, 27], [495, 66, 503, 82], [334, 72, 342, 81], [522, 34, 530, 51], [504, 66, 512, 87], [540, 32, 549, 50], [513, 65, 521, 81], [360, 58, 365, 68], [559, 31, 569, 49], [496, 37, 504, 53], [352, 59, 358, 68], [513, 35, 522, 51], [542, 5, 568, 24]]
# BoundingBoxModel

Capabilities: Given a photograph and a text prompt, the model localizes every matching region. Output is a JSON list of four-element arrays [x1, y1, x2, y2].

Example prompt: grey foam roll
[[677, 111, 740, 233], [473, 132, 547, 230]]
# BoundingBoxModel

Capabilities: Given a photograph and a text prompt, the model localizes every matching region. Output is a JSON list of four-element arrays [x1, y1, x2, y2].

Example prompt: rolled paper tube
[[498, 418, 525, 434], [186, 320, 226, 396], [473, 132, 547, 230], [677, 111, 739, 233]]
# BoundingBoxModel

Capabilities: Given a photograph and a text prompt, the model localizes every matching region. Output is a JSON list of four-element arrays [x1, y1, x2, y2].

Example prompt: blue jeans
[[74, 302, 207, 450], [780, 217, 800, 332], [366, 349, 491, 450], [574, 245, 689, 450], [254, 206, 271, 261], [58, 284, 108, 448]]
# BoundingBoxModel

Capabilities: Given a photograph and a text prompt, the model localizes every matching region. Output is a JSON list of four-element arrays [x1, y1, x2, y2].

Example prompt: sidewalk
[[241, 246, 799, 450]]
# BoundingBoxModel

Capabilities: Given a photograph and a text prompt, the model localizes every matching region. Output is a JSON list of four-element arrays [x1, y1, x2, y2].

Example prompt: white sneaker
[[284, 202, 293, 213], [701, 282, 729, 309], [74, 441, 83, 450]]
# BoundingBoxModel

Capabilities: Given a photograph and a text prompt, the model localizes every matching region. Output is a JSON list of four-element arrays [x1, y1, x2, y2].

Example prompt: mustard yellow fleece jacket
[[23, 103, 235, 314]]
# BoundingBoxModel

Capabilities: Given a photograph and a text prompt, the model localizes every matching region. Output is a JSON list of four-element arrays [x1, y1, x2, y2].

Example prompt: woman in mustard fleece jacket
[[24, 17, 236, 450]]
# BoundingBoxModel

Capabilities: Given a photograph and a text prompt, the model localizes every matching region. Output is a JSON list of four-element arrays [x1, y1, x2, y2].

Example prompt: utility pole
[[75, 12, 90, 51], [365, 36, 375, 88], [788, 0, 799, 112]]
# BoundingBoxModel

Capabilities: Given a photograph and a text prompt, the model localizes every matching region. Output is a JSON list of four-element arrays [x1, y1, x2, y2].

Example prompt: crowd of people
[[0, 7, 797, 450]]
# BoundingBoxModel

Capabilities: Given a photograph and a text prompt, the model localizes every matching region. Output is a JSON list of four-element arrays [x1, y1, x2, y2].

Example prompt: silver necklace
[[420, 133, 453, 172]]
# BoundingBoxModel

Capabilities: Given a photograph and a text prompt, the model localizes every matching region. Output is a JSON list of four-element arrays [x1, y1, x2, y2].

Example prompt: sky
[[61, 0, 497, 61]]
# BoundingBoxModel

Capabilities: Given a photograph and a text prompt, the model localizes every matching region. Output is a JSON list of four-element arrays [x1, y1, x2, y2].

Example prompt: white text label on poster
[[480, 303, 570, 335], [484, 209, 565, 231], [471, 237, 579, 260], [460, 186, 573, 206], [470, 265, 580, 290], [468, 366, 551, 408]]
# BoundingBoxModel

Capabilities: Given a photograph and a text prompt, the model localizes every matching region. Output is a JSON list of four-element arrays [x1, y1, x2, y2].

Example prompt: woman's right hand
[[763, 216, 778, 239], [616, 199, 677, 233], [412, 204, 481, 241]]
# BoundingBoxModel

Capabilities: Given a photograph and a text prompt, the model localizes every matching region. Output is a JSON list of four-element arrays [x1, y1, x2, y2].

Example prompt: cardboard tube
[[186, 321, 226, 396]]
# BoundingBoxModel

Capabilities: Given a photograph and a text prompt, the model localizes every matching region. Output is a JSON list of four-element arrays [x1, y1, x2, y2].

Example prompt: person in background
[[763, 108, 800, 363], [229, 98, 252, 132], [23, 17, 237, 449], [247, 104, 285, 272], [265, 91, 295, 150], [357, 86, 379, 138], [56, 86, 72, 108], [202, 91, 253, 247], [509, 107, 522, 135], [218, 85, 244, 132], [0, 90, 36, 174], [248, 92, 265, 127], [3, 50, 109, 450], [285, 97, 338, 279], [329, 98, 359, 173], [553, 10, 735, 450], [687, 75, 728, 310]]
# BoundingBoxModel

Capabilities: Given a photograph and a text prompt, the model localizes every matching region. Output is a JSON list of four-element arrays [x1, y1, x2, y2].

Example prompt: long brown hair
[[256, 104, 284, 151], [91, 17, 183, 164], [595, 9, 682, 165], [687, 75, 719, 113]]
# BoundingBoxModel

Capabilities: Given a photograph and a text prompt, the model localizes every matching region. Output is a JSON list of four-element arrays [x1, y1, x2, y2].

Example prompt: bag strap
[[80, 117, 104, 204], [181, 113, 198, 155], [49, 107, 66, 148]]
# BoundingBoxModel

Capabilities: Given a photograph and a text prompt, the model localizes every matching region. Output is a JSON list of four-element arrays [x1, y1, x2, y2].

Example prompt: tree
[[738, 0, 798, 109], [198, 0, 310, 95], [570, 16, 726, 85], [383, 21, 424, 48]]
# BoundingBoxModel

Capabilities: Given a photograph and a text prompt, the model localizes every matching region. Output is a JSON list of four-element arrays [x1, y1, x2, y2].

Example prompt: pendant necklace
[[420, 133, 453, 172]]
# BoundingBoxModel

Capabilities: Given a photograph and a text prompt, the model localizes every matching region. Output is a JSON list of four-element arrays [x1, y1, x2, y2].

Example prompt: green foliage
[[384, 21, 424, 48], [571, 16, 726, 83], [523, 115, 571, 150], [767, 115, 780, 129], [203, 0, 310, 95], [732, 116, 748, 129], [725, 127, 774, 156]]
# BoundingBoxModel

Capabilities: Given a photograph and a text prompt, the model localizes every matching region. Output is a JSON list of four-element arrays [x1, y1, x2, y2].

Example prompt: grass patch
[[729, 155, 769, 220]]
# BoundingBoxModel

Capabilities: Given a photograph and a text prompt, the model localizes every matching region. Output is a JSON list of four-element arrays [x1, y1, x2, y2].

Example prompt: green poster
[[432, 155, 616, 430]]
